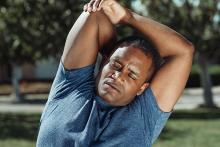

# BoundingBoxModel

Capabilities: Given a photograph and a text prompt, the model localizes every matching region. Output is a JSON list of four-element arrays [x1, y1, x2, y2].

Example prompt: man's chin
[[99, 92, 118, 106]]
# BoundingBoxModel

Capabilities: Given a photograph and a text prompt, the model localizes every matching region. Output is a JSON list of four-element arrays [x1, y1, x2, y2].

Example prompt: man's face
[[96, 46, 154, 106]]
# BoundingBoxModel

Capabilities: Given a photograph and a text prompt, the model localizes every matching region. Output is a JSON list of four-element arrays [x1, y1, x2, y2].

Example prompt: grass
[[0, 139, 35, 147], [0, 119, 220, 147], [154, 119, 220, 147], [191, 64, 220, 75]]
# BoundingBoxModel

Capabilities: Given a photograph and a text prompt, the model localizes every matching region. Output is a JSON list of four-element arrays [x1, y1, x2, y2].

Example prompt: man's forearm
[[62, 11, 116, 69], [127, 11, 194, 58]]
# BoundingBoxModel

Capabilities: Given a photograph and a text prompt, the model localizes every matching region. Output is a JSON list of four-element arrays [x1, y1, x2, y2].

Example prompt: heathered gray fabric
[[37, 62, 171, 147]]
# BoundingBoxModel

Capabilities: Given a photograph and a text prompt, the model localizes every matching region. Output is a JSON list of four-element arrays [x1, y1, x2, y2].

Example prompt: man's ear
[[137, 82, 149, 96]]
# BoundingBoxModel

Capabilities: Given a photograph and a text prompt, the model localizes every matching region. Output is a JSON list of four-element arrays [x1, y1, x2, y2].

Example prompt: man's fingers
[[97, 0, 105, 11], [88, 0, 95, 12], [83, 4, 88, 12], [93, 0, 101, 12], [97, 0, 104, 11], [84, 0, 113, 12]]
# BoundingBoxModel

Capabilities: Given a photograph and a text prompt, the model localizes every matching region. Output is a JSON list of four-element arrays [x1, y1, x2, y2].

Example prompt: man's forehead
[[110, 47, 127, 57], [110, 46, 150, 62], [110, 47, 137, 59], [110, 47, 152, 70]]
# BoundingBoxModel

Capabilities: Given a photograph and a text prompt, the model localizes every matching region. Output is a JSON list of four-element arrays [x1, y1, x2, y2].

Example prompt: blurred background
[[0, 0, 220, 147]]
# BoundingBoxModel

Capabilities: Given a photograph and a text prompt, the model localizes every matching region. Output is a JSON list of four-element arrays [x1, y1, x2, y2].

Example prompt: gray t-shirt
[[37, 62, 171, 147]]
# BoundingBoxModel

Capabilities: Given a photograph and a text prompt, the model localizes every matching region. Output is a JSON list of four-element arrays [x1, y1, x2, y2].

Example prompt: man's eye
[[128, 73, 136, 80], [110, 61, 121, 69], [114, 63, 121, 68]]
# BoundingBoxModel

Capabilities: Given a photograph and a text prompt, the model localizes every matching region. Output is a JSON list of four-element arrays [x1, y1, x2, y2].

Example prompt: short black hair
[[113, 36, 163, 82]]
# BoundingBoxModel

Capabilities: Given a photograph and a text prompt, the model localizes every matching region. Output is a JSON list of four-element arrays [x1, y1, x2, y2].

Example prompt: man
[[37, 0, 194, 146]]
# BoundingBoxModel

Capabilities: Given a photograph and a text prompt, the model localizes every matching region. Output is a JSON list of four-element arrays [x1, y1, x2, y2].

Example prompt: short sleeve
[[39, 62, 95, 123], [48, 61, 96, 101], [135, 87, 172, 143]]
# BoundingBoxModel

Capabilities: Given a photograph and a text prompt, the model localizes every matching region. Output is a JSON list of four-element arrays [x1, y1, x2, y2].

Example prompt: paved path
[[175, 86, 220, 109], [0, 87, 220, 113], [0, 94, 46, 113]]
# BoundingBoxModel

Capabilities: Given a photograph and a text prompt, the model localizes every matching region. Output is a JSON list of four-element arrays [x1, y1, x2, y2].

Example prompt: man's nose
[[111, 71, 125, 83]]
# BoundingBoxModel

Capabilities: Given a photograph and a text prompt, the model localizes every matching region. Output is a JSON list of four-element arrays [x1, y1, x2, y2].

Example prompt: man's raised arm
[[61, 2, 116, 70], [95, 0, 194, 112], [126, 10, 194, 112], [85, 0, 194, 112]]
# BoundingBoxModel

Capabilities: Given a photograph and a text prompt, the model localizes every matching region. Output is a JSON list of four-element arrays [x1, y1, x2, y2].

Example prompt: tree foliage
[[1, 0, 219, 63], [0, 0, 85, 64], [135, 0, 220, 107], [138, 0, 220, 62]]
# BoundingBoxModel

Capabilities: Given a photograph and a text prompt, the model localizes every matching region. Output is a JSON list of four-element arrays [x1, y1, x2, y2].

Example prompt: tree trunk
[[10, 62, 23, 102], [197, 53, 216, 108]]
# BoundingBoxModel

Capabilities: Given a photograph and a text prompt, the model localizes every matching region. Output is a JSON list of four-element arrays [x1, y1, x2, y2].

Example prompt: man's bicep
[[62, 11, 115, 70], [61, 12, 98, 70], [150, 54, 193, 112]]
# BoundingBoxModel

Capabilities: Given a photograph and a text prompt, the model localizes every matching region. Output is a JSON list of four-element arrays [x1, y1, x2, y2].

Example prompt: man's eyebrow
[[111, 57, 122, 63]]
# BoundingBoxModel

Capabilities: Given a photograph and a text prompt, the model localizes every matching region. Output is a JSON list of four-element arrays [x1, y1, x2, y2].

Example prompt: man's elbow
[[182, 41, 195, 57], [188, 42, 195, 54]]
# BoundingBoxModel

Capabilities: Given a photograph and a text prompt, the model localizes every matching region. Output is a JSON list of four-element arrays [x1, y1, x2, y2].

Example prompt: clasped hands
[[83, 0, 132, 24]]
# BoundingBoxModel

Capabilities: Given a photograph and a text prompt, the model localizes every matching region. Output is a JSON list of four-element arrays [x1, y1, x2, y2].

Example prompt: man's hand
[[83, 0, 132, 25]]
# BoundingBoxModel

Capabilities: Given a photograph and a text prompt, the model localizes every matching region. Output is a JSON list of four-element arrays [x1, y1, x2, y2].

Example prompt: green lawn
[[0, 119, 220, 147], [154, 119, 220, 147], [191, 64, 220, 74], [0, 139, 35, 147]]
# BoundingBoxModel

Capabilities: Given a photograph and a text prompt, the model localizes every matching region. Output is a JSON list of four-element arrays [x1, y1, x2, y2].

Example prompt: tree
[[134, 0, 220, 107], [0, 0, 84, 101]]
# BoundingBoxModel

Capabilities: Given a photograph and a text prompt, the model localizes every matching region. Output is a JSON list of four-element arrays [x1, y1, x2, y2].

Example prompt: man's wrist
[[122, 8, 133, 24]]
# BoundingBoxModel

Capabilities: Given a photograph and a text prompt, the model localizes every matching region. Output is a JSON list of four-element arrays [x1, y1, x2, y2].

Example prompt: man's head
[[96, 36, 162, 106]]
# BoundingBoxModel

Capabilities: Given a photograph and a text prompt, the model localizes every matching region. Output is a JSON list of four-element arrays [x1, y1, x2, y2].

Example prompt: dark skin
[[96, 46, 153, 106], [62, 0, 194, 112]]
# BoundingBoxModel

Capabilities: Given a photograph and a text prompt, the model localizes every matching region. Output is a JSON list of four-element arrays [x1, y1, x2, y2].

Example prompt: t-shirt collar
[[95, 96, 119, 111]]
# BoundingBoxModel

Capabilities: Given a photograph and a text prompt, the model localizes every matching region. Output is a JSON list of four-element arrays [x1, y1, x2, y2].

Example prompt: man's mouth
[[104, 81, 120, 93]]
